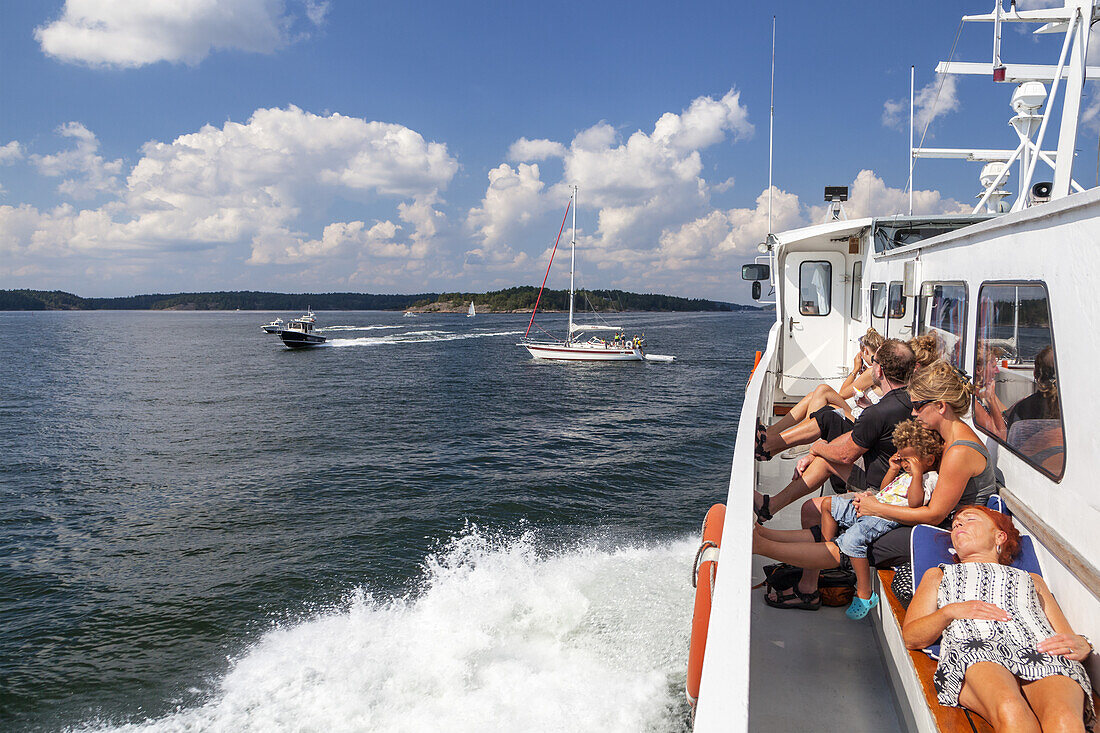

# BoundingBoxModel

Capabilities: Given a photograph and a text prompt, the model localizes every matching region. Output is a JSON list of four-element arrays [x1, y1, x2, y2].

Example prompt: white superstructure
[[694, 3, 1100, 730]]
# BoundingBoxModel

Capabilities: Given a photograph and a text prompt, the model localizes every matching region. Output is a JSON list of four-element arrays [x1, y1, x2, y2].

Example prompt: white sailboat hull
[[520, 342, 644, 361]]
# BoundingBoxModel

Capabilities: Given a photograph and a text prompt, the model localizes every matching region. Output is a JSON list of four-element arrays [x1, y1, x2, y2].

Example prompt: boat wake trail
[[327, 330, 524, 347], [80, 528, 693, 732], [316, 325, 403, 332]]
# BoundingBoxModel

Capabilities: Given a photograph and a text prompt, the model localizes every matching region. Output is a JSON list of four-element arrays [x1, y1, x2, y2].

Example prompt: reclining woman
[[903, 506, 1095, 732], [756, 328, 886, 460]]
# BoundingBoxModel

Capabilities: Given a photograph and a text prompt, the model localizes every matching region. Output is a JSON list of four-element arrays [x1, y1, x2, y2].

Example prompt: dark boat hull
[[279, 330, 326, 348]]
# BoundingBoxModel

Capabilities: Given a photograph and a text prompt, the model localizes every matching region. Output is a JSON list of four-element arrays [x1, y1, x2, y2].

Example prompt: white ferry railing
[[692, 318, 781, 731]]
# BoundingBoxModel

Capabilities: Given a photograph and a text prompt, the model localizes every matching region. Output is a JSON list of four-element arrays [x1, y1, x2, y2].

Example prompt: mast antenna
[[909, 65, 915, 215], [768, 15, 775, 234]]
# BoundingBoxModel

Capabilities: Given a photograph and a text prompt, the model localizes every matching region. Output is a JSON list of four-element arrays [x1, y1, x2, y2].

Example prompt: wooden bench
[[879, 569, 1099, 733]]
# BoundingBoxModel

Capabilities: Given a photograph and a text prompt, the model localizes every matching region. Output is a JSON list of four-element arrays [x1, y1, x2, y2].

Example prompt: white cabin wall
[[878, 190, 1100, 690]]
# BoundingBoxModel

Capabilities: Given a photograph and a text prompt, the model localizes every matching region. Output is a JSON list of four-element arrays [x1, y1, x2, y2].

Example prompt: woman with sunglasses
[[853, 360, 998, 562]]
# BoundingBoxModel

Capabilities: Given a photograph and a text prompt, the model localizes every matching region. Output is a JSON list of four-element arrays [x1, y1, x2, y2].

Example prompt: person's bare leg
[[957, 663, 1041, 733], [752, 529, 844, 569], [758, 456, 851, 517], [1021, 675, 1087, 733], [754, 525, 818, 543], [764, 496, 830, 603], [763, 384, 844, 447], [819, 496, 837, 541], [850, 556, 873, 600], [763, 418, 823, 455]]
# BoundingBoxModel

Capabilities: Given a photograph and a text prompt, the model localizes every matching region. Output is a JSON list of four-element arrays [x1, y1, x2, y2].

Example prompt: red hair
[[954, 505, 1021, 565]]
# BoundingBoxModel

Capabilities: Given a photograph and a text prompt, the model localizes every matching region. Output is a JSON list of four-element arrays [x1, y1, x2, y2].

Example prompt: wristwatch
[[1080, 635, 1095, 656]]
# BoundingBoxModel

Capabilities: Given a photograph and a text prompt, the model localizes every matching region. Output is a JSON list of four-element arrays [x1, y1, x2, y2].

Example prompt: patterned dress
[[934, 562, 1095, 730]]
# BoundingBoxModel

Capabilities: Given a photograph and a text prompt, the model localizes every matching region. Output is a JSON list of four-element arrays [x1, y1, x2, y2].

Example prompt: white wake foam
[[316, 325, 403, 332], [81, 529, 694, 733], [327, 330, 523, 348]]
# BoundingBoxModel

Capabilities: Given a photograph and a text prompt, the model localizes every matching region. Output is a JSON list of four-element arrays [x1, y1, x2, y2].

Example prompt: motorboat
[[260, 317, 284, 333], [278, 309, 325, 348], [690, 4, 1100, 731], [518, 186, 673, 362]]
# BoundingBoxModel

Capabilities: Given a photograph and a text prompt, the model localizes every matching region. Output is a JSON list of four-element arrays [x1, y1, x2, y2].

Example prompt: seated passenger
[[1005, 345, 1060, 429], [765, 359, 1000, 608], [753, 338, 916, 525], [903, 507, 1095, 732], [864, 360, 999, 568], [756, 328, 886, 460], [973, 345, 1009, 440], [753, 419, 942, 617], [908, 332, 941, 373]]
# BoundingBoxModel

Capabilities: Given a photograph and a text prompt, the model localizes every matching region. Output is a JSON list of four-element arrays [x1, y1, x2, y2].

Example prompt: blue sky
[[0, 1, 1089, 301]]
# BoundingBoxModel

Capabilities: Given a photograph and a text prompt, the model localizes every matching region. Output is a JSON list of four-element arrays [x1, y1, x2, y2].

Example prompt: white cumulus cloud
[[32, 122, 123, 199], [470, 89, 756, 279], [35, 0, 321, 68], [2, 107, 459, 288], [0, 141, 24, 164], [883, 74, 959, 136]]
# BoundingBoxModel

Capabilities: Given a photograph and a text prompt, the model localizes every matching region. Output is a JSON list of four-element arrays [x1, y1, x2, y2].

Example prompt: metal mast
[[567, 185, 577, 345], [768, 16, 775, 234]]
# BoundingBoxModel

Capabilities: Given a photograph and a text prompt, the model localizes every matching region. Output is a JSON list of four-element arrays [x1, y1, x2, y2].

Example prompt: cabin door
[[781, 252, 847, 397]]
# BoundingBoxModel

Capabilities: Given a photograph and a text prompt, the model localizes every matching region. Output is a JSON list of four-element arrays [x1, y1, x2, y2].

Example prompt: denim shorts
[[830, 496, 900, 559]]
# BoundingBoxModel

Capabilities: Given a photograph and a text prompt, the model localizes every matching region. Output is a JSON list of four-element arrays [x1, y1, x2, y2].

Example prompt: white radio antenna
[[909, 65, 914, 215], [768, 15, 775, 234]]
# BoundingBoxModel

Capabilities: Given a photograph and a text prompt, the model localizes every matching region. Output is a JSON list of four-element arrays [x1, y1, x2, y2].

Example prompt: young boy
[[821, 419, 942, 620]]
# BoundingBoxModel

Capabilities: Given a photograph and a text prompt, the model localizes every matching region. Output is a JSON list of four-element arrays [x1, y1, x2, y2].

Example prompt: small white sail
[[467, 302, 476, 317]]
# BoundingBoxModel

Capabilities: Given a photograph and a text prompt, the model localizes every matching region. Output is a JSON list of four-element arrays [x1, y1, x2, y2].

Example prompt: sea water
[[0, 310, 770, 732]]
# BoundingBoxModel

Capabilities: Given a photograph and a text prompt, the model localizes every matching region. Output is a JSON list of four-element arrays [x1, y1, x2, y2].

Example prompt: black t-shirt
[[850, 387, 913, 490], [1004, 391, 1056, 429]]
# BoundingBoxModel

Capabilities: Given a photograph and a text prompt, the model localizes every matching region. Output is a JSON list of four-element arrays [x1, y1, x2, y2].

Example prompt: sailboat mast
[[567, 185, 577, 345]]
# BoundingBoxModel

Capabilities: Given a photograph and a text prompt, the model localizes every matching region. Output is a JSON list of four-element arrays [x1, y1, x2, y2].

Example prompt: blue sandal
[[845, 592, 879, 620]]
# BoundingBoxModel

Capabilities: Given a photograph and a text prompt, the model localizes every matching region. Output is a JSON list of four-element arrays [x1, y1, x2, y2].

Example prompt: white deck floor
[[748, 448, 904, 732]]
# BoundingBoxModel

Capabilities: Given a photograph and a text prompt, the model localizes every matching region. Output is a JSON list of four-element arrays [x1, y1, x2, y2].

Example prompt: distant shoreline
[[1, 288, 762, 313]]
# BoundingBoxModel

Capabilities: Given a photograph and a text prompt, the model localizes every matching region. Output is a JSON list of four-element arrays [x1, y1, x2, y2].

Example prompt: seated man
[[754, 338, 917, 524], [753, 339, 916, 609]]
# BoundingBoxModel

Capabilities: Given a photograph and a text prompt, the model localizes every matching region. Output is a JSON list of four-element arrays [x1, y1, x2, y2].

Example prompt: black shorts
[[867, 525, 914, 569], [811, 406, 854, 442]]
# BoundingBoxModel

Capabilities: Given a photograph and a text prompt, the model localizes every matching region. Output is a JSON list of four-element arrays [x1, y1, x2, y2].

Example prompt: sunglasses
[[912, 398, 938, 411]]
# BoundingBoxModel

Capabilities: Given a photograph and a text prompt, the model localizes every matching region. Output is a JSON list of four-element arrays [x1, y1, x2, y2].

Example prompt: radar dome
[[980, 162, 1010, 189], [1012, 82, 1047, 113]]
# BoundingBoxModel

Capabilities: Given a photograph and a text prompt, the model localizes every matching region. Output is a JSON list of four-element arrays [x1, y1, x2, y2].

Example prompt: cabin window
[[870, 282, 887, 319], [851, 262, 863, 320], [799, 261, 831, 316], [888, 282, 906, 319], [917, 282, 967, 369], [974, 282, 1064, 481]]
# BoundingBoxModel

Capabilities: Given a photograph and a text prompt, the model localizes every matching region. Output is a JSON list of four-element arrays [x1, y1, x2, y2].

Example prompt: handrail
[[1000, 486, 1100, 602]]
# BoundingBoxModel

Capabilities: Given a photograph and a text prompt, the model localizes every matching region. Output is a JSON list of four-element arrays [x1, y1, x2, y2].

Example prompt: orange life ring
[[686, 503, 726, 709], [746, 350, 762, 388]]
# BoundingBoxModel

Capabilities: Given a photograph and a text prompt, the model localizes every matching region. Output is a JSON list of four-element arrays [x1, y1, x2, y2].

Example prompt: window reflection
[[917, 283, 966, 369], [799, 261, 831, 316], [974, 283, 1064, 480], [871, 282, 887, 319]]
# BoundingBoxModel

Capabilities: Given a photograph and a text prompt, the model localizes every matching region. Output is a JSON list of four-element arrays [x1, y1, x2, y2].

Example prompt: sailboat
[[467, 302, 475, 318], [518, 186, 672, 361]]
